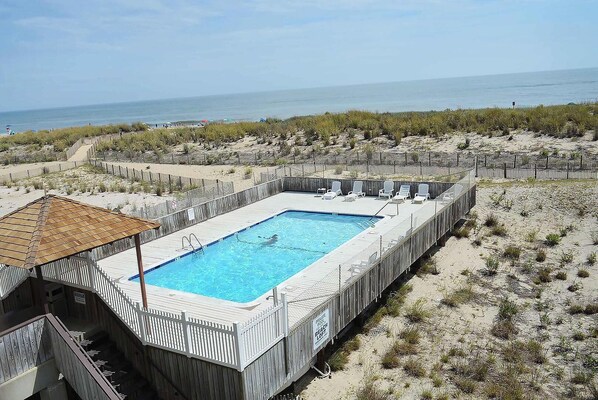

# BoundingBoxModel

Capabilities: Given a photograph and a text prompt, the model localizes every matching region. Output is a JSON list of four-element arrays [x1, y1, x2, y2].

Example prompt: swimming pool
[[130, 210, 381, 303]]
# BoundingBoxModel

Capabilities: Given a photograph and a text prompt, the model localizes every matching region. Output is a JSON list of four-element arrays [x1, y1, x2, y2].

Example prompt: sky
[[1, 0, 597, 112]]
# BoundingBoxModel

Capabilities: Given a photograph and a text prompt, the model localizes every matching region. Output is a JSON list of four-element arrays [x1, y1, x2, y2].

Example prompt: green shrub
[[483, 256, 500, 276], [404, 299, 431, 323], [403, 358, 426, 377], [577, 269, 589, 278], [455, 378, 476, 394], [484, 213, 498, 227], [399, 327, 420, 344], [587, 251, 596, 265], [554, 271, 567, 280], [497, 298, 519, 320], [536, 249, 547, 262], [441, 285, 476, 307], [503, 245, 521, 260], [381, 348, 400, 369], [559, 250, 574, 265], [536, 267, 552, 283], [545, 233, 561, 246], [491, 225, 507, 237], [328, 349, 349, 371]]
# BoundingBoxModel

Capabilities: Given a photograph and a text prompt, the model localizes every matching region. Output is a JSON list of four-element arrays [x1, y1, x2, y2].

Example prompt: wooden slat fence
[[241, 171, 477, 400], [0, 316, 52, 384], [45, 314, 123, 400], [90, 178, 284, 260], [0, 161, 82, 184], [0, 264, 30, 300]]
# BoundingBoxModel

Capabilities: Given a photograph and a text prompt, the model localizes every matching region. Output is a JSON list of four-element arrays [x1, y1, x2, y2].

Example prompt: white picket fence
[[37, 255, 286, 371]]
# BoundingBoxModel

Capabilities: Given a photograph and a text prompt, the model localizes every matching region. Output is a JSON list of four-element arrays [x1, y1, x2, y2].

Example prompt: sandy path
[[67, 144, 94, 161]]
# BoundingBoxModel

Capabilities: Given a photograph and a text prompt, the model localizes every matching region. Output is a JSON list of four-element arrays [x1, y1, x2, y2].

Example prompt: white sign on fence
[[187, 208, 196, 221], [73, 291, 86, 305], [312, 309, 330, 350]]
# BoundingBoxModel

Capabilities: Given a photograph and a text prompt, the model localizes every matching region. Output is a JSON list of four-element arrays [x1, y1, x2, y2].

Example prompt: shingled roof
[[0, 195, 160, 269]]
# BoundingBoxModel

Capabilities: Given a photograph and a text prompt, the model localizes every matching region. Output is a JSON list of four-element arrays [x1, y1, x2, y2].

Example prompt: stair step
[[81, 330, 158, 400]]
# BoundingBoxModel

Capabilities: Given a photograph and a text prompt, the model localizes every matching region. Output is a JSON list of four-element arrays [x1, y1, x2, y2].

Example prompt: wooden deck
[[97, 192, 434, 326]]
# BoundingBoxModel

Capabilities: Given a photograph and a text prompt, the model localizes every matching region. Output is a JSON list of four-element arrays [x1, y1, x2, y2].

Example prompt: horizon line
[[2, 65, 597, 115]]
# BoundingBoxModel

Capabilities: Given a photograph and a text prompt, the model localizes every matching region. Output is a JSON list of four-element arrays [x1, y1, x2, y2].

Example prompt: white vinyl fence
[[37, 255, 286, 371]]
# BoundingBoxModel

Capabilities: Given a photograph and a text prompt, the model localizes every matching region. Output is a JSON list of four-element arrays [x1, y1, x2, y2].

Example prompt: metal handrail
[[181, 235, 195, 251], [188, 233, 204, 254]]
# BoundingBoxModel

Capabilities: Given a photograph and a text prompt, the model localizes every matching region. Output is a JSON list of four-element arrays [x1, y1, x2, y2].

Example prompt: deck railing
[[286, 169, 475, 327], [40, 254, 285, 371]]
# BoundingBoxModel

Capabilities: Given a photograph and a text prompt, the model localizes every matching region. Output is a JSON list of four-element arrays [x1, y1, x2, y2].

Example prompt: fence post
[[474, 155, 478, 177], [233, 322, 245, 370], [566, 162, 570, 179], [513, 154, 517, 168], [181, 311, 192, 357], [86, 256, 95, 291], [136, 302, 147, 345], [503, 163, 507, 179], [281, 293, 289, 336], [534, 164, 537, 179]]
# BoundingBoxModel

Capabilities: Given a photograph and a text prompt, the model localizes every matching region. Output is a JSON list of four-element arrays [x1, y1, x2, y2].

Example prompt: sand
[[299, 181, 598, 399], [1, 152, 596, 399]]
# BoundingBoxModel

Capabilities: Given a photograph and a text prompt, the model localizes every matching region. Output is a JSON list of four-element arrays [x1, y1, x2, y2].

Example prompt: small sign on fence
[[312, 308, 330, 350], [187, 208, 196, 221], [73, 291, 86, 305]]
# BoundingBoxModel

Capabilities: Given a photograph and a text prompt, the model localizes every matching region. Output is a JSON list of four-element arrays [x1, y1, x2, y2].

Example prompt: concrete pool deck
[[98, 191, 437, 326]]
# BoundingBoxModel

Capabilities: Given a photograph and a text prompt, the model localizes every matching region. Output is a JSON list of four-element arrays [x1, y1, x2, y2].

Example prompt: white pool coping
[[98, 192, 435, 325]]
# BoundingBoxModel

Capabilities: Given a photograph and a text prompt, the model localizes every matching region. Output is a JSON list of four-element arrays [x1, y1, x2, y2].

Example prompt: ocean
[[2, 67, 597, 133]]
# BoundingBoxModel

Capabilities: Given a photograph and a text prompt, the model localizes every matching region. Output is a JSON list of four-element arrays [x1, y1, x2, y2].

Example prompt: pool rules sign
[[312, 309, 330, 350]]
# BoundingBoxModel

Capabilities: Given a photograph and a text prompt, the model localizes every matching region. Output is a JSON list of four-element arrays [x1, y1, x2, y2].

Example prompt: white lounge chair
[[392, 185, 411, 203], [349, 251, 379, 277], [412, 183, 430, 203], [323, 181, 342, 200], [378, 180, 394, 199], [441, 184, 463, 204], [348, 181, 365, 198]]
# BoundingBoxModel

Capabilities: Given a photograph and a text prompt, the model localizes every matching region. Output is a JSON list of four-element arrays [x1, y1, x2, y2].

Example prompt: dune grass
[[87, 103, 598, 155]]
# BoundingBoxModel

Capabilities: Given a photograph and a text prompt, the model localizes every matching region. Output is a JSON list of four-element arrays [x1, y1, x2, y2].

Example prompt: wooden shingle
[[0, 195, 160, 269]]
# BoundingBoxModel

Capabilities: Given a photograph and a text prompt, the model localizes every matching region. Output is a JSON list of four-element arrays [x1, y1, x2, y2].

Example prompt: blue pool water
[[131, 211, 380, 303]]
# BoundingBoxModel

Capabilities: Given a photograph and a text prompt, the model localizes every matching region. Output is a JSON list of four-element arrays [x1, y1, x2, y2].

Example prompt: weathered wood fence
[[0, 314, 122, 400], [241, 171, 477, 400], [90, 178, 283, 260], [0, 264, 30, 300], [0, 161, 83, 184]]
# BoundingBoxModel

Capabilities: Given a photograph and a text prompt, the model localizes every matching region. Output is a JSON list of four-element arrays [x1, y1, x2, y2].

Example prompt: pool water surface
[[131, 211, 380, 303]]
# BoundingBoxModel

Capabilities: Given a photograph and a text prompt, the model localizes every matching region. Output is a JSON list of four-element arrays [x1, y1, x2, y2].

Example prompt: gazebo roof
[[0, 195, 160, 269]]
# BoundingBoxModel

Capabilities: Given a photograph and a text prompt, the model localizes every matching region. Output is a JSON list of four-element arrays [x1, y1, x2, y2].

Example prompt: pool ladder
[[182, 233, 204, 254]]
